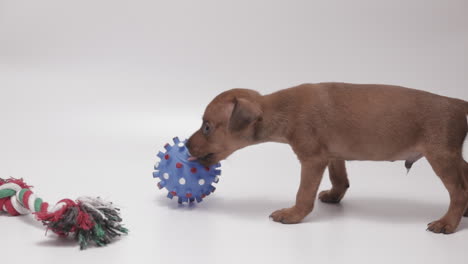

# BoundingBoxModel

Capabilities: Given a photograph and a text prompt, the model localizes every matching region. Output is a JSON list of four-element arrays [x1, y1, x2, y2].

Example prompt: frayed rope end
[[35, 197, 128, 250]]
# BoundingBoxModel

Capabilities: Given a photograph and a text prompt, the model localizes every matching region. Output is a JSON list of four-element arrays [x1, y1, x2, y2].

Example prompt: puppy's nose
[[185, 140, 198, 161], [186, 140, 196, 156]]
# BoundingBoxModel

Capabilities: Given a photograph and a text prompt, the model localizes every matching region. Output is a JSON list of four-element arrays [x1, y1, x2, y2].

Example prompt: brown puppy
[[187, 83, 468, 234]]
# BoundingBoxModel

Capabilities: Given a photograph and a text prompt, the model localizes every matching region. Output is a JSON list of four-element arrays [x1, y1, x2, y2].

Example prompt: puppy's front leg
[[270, 158, 328, 224]]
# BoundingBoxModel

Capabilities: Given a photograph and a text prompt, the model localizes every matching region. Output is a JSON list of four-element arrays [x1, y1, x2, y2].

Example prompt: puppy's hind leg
[[319, 160, 350, 203], [426, 151, 468, 234], [462, 119, 468, 216], [462, 161, 468, 217]]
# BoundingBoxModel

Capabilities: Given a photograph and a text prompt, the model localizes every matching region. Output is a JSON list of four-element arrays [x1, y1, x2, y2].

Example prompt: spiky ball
[[153, 137, 221, 204]]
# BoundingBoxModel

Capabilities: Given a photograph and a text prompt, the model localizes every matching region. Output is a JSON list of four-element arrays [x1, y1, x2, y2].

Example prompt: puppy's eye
[[202, 122, 211, 135]]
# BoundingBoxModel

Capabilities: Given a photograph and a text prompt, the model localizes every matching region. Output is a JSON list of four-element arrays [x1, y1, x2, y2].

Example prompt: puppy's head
[[187, 89, 263, 166]]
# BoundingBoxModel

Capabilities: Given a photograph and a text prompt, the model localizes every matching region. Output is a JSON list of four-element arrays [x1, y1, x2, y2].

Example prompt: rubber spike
[[157, 151, 165, 159], [152, 171, 160, 178], [164, 144, 171, 151], [157, 180, 166, 189], [209, 185, 216, 193]]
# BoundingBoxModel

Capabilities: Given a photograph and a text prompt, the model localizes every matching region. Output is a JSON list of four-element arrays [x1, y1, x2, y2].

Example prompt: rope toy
[[0, 177, 128, 250], [153, 137, 221, 203]]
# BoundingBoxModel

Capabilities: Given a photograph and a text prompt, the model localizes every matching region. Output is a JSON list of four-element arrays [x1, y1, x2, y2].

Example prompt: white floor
[[1, 1, 468, 263], [1, 101, 468, 264]]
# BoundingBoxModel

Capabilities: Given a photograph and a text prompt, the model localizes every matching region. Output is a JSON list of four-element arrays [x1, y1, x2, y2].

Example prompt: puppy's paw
[[269, 207, 305, 224], [318, 190, 343, 204], [427, 220, 457, 234]]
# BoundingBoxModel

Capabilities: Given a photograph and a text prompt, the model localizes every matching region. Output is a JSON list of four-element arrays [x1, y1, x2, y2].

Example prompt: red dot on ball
[[185, 193, 192, 198], [176, 162, 183, 168], [170, 191, 177, 196], [205, 167, 210, 171], [164, 154, 170, 160], [201, 194, 206, 198], [191, 168, 197, 173]]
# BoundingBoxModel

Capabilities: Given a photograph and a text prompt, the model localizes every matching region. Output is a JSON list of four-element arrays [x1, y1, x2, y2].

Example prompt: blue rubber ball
[[153, 137, 221, 203]]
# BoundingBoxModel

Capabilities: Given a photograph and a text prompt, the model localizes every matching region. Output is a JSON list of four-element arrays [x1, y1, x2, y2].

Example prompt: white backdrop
[[1, 1, 467, 263]]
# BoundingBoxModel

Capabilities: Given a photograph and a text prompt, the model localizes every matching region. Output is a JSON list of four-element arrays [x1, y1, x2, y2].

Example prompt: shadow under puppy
[[186, 82, 468, 234]]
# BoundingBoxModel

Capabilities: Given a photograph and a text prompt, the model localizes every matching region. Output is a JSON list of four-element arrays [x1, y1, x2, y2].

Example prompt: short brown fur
[[187, 83, 468, 234]]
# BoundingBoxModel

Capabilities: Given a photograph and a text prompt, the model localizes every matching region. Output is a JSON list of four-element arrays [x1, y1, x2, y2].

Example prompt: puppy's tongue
[[187, 156, 198, 161]]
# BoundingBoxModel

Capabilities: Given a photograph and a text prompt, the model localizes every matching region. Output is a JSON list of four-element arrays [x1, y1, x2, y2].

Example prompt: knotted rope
[[0, 177, 127, 249]]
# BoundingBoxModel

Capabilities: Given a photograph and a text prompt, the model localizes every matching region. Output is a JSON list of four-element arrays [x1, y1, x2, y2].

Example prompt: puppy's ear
[[228, 97, 262, 131]]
